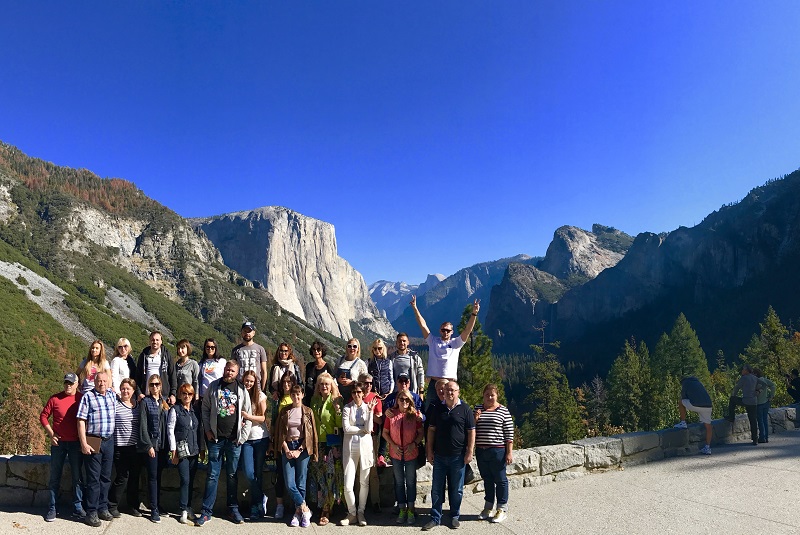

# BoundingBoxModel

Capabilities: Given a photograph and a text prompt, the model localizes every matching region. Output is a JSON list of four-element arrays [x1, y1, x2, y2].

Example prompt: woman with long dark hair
[[240, 370, 269, 520], [108, 378, 142, 518]]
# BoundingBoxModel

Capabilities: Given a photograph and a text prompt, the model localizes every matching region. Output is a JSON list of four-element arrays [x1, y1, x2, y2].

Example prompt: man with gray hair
[[727, 364, 758, 445]]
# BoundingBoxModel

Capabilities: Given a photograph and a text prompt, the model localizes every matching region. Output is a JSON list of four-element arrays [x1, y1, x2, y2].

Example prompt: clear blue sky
[[2, 2, 799, 285]]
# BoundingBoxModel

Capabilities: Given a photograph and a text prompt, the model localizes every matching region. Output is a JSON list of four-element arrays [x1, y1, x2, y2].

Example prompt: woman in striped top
[[108, 378, 142, 518], [473, 383, 514, 524]]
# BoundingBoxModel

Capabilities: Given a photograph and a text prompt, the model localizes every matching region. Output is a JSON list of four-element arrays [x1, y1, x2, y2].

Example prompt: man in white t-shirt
[[410, 295, 480, 411]]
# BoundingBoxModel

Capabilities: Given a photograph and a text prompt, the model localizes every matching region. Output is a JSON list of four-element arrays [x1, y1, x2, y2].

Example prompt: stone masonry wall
[[2, 407, 796, 514]]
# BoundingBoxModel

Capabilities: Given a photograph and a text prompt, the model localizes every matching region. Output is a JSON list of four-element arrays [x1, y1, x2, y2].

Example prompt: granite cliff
[[192, 207, 395, 340], [488, 173, 800, 380]]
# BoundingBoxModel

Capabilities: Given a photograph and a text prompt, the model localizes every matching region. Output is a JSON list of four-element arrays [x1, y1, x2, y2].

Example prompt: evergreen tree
[[740, 306, 800, 405], [522, 355, 585, 446], [456, 304, 504, 406], [653, 313, 711, 385], [607, 339, 655, 432], [585, 375, 611, 436], [709, 351, 736, 419]]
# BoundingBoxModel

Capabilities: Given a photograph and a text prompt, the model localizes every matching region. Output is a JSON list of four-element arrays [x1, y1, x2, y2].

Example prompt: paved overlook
[[3, 428, 799, 535]]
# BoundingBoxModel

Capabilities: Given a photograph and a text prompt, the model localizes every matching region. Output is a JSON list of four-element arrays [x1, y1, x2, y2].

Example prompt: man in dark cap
[[40, 373, 85, 521], [231, 321, 268, 391]]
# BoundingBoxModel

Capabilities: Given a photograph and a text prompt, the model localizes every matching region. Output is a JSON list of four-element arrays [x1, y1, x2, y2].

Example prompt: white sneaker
[[673, 421, 688, 429], [340, 514, 356, 526], [478, 507, 494, 520], [179, 510, 191, 525], [290, 513, 300, 527], [491, 510, 507, 523]]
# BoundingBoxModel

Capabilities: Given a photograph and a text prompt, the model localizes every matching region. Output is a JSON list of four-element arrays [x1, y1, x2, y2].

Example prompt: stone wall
[[3, 407, 796, 514]]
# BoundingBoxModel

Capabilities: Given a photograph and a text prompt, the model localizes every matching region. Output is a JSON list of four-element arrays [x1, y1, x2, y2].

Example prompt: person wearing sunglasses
[[269, 342, 303, 401], [340, 383, 378, 527], [304, 341, 333, 407], [410, 296, 481, 413], [168, 383, 200, 524], [197, 338, 226, 462], [335, 339, 368, 403], [138, 374, 170, 523], [382, 390, 423, 525], [110, 338, 136, 394]]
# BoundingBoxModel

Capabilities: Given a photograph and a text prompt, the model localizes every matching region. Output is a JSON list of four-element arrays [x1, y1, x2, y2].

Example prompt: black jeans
[[728, 397, 758, 442], [108, 444, 140, 511]]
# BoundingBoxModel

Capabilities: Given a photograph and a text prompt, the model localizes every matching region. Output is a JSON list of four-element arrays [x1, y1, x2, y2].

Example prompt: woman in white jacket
[[340, 382, 378, 527]]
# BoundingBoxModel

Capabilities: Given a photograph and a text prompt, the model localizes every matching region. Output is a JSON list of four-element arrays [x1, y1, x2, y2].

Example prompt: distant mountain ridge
[[487, 172, 800, 381], [369, 274, 445, 321]]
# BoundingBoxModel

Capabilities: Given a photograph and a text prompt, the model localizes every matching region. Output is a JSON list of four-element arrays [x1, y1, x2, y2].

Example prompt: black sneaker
[[85, 513, 101, 528], [45, 508, 56, 522], [98, 510, 114, 521], [109, 508, 121, 519], [72, 507, 87, 519], [128, 508, 143, 518], [451, 518, 460, 529]]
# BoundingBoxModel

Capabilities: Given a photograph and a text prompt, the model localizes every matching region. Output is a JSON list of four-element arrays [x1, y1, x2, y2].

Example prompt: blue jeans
[[240, 437, 269, 511], [757, 402, 771, 441], [143, 449, 168, 511], [476, 447, 508, 509], [391, 457, 417, 507], [430, 454, 465, 524], [83, 437, 114, 514], [49, 440, 83, 512], [176, 455, 198, 511], [201, 437, 242, 516], [282, 441, 310, 508]]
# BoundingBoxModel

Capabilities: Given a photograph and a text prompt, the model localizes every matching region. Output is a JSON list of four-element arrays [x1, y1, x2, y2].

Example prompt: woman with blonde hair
[[77, 340, 112, 394], [309, 372, 344, 526], [383, 389, 423, 524], [138, 373, 170, 523], [335, 338, 367, 403], [110, 338, 136, 393]]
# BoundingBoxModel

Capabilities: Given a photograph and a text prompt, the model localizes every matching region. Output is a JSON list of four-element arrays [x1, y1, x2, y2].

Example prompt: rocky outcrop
[[193, 207, 395, 340], [59, 205, 226, 301], [538, 225, 630, 281], [369, 274, 445, 321], [392, 255, 538, 334]]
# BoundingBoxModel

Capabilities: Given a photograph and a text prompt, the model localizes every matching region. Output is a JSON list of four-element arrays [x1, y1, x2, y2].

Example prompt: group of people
[[675, 365, 779, 454], [40, 298, 516, 530]]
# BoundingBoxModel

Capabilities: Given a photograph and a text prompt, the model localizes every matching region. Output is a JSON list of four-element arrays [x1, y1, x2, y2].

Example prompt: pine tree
[[653, 313, 711, 385], [585, 375, 611, 436], [607, 339, 655, 432], [456, 304, 504, 406], [522, 356, 585, 446], [740, 306, 800, 405]]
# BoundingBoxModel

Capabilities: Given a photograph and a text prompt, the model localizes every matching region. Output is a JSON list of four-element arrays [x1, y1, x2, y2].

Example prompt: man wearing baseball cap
[[40, 373, 85, 521], [231, 321, 268, 391]]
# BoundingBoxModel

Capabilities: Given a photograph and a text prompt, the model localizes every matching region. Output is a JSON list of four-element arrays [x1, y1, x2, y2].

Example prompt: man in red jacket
[[40, 373, 85, 522]]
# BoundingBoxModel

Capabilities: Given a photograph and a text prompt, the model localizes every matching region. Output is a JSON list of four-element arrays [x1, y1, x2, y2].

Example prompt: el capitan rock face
[[193, 207, 395, 340]]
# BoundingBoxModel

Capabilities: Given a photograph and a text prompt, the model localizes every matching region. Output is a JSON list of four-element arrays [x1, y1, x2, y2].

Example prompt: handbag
[[176, 440, 191, 459]]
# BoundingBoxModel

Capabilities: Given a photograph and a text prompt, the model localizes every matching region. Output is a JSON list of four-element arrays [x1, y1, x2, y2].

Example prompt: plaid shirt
[[77, 388, 117, 439]]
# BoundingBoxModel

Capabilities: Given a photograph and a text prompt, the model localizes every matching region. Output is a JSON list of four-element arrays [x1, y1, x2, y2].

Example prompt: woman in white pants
[[340, 382, 377, 526]]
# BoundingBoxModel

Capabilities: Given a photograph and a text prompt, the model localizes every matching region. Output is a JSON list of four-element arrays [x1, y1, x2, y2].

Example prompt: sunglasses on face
[[205, 345, 216, 350], [353, 390, 364, 395], [347, 344, 358, 349], [150, 383, 161, 387], [399, 399, 411, 404], [441, 328, 453, 333], [180, 391, 193, 396]]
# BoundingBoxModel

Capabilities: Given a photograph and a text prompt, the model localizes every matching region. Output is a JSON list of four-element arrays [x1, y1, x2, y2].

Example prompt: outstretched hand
[[472, 298, 481, 315], [410, 295, 417, 308]]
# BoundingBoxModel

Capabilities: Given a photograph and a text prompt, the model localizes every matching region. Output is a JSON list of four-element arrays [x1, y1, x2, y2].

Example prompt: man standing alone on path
[[232, 321, 269, 392], [423, 381, 475, 531], [410, 296, 480, 411], [673, 376, 713, 455], [77, 370, 117, 527], [728, 364, 759, 445], [41, 373, 85, 521]]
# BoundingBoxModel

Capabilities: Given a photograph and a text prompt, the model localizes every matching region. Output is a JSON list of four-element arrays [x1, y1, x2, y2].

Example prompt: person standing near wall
[[41, 372, 85, 522]]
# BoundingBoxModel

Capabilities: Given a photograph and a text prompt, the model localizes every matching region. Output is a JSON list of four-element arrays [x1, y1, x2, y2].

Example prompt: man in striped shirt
[[77, 370, 117, 527]]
